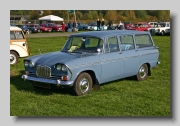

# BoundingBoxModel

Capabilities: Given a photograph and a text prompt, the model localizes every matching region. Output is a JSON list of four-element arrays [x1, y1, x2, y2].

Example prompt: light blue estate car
[[22, 30, 160, 96]]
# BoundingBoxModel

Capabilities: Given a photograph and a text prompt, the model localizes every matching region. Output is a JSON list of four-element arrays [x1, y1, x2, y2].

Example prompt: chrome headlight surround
[[24, 60, 34, 67], [54, 64, 68, 72], [62, 65, 67, 72], [29, 61, 34, 67], [56, 64, 62, 71], [24, 60, 29, 67]]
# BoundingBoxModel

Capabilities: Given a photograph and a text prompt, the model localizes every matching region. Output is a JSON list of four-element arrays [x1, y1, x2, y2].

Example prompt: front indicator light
[[23, 71, 29, 75], [61, 76, 67, 81]]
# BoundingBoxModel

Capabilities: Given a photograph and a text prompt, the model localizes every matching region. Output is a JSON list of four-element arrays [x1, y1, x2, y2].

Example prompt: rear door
[[99, 36, 124, 83], [119, 35, 140, 76]]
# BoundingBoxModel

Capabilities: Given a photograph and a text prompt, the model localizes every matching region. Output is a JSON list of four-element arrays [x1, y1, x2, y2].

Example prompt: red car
[[41, 23, 62, 32], [126, 22, 152, 31], [28, 24, 52, 32]]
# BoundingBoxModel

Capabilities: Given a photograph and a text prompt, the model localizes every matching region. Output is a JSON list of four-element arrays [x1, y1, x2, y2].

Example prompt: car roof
[[70, 30, 150, 39], [10, 26, 22, 31]]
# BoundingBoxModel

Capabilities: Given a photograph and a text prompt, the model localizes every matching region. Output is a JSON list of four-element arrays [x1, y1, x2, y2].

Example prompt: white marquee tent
[[39, 15, 64, 21]]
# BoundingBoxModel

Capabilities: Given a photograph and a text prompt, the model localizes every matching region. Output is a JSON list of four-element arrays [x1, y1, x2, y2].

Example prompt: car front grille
[[36, 65, 51, 79]]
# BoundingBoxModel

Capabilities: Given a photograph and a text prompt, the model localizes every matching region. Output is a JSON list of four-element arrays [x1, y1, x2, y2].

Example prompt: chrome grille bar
[[36, 66, 51, 78]]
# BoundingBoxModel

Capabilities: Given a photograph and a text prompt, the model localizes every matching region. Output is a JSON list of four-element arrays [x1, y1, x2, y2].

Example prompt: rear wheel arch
[[146, 63, 151, 76], [10, 50, 19, 57]]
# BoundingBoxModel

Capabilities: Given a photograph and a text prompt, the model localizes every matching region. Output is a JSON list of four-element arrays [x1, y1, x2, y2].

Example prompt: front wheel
[[10, 51, 18, 65], [136, 64, 148, 81], [73, 72, 92, 96]]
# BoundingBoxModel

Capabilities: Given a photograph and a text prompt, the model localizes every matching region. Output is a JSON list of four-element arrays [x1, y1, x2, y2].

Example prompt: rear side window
[[134, 34, 153, 48], [119, 35, 135, 51]]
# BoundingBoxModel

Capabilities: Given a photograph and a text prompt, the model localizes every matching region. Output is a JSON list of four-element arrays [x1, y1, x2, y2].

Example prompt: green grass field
[[10, 36, 170, 116]]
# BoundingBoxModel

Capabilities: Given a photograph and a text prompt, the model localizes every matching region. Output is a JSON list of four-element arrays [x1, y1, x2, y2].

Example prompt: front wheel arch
[[73, 72, 93, 96], [76, 70, 99, 86]]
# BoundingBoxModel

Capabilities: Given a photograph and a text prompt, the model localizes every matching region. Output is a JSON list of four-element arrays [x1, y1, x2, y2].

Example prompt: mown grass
[[10, 36, 170, 116]]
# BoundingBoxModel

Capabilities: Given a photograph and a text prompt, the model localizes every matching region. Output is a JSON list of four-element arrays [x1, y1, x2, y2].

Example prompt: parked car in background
[[87, 22, 97, 30], [87, 22, 107, 31], [126, 22, 152, 31], [28, 24, 52, 32], [148, 22, 158, 28], [41, 23, 62, 32], [22, 30, 160, 96], [16, 24, 31, 34], [10, 26, 30, 65], [77, 22, 88, 30], [10, 24, 16, 26], [27, 24, 40, 33], [164, 28, 170, 36], [154, 22, 170, 36], [123, 22, 132, 29]]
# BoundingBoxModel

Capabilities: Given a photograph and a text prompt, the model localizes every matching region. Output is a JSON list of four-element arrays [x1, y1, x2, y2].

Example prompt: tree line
[[10, 10, 170, 23]]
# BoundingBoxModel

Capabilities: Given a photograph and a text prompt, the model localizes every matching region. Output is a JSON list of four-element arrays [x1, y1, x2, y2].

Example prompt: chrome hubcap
[[10, 54, 16, 64], [79, 78, 89, 93], [139, 66, 146, 78]]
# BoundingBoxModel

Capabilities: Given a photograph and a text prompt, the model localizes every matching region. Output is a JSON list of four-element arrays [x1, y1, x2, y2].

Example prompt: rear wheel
[[10, 51, 18, 65], [136, 64, 148, 81], [73, 72, 92, 96]]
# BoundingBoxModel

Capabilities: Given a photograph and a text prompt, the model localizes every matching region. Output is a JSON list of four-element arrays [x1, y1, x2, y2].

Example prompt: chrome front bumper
[[21, 75, 74, 86]]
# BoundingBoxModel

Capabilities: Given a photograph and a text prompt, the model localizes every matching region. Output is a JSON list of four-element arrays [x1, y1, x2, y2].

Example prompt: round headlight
[[62, 65, 67, 72], [29, 61, 34, 67], [56, 64, 62, 71], [24, 61, 29, 67]]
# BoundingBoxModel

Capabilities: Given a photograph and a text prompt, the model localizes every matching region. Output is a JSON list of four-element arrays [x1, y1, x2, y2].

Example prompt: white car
[[148, 22, 158, 28], [148, 22, 170, 36], [10, 26, 30, 64]]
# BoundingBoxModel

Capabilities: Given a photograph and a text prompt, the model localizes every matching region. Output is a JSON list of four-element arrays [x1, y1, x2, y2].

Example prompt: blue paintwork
[[22, 30, 159, 88]]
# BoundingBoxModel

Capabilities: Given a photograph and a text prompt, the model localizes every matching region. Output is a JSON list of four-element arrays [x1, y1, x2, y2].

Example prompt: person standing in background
[[107, 19, 113, 30], [108, 19, 113, 27], [72, 20, 77, 32], [117, 21, 124, 30], [68, 21, 72, 32], [101, 19, 105, 31], [61, 21, 66, 32], [97, 18, 101, 31]]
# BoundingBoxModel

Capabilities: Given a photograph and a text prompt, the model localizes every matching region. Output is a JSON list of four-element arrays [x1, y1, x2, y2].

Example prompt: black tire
[[161, 31, 165, 36], [136, 64, 148, 81], [10, 51, 18, 65], [73, 72, 92, 96]]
